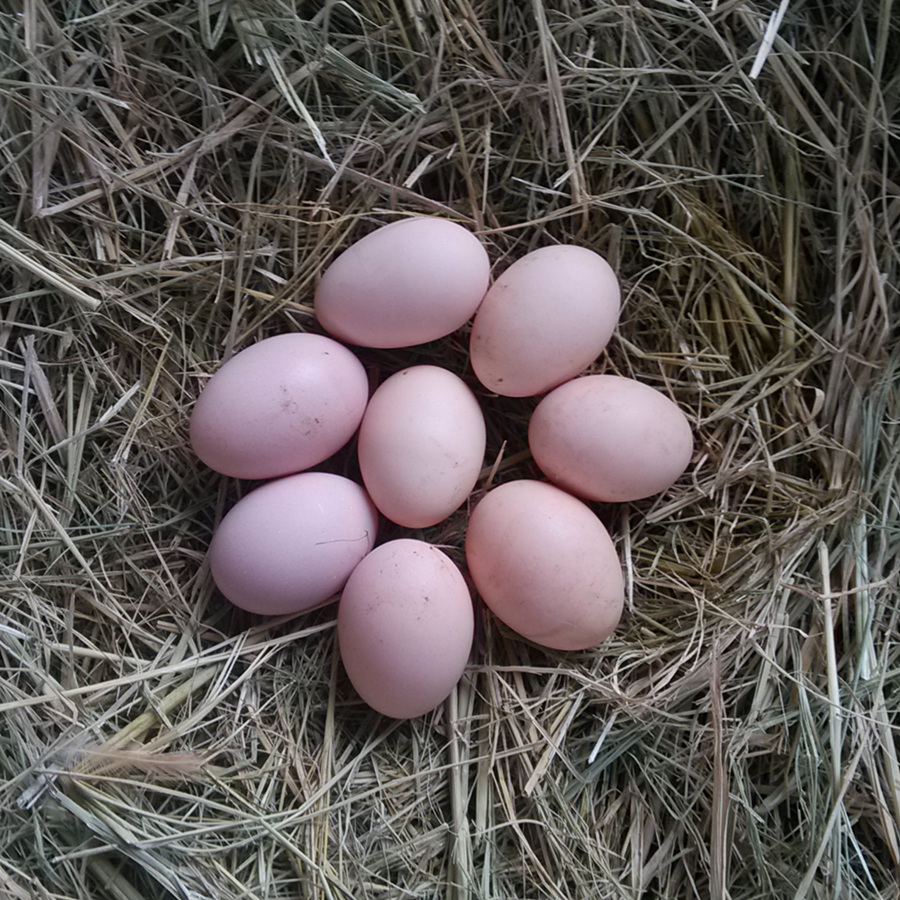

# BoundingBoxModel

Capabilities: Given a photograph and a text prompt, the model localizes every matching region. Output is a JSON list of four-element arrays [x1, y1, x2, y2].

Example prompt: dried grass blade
[[709, 645, 730, 900], [0, 238, 100, 311], [793, 740, 867, 900], [231, 10, 333, 166], [21, 336, 66, 445], [71, 748, 209, 781]]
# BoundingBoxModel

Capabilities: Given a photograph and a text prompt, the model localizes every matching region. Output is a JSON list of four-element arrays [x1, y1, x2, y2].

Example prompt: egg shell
[[190, 333, 369, 480], [528, 374, 694, 502], [208, 472, 378, 616], [314, 217, 491, 349], [465, 480, 624, 651], [469, 244, 620, 397], [356, 365, 486, 528], [337, 539, 474, 718]]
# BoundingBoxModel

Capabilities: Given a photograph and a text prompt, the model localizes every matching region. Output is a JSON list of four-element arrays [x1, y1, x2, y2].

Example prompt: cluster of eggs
[[190, 217, 693, 719]]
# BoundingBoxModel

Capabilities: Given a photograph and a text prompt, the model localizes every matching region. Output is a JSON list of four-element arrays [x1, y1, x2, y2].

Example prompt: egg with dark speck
[[190, 333, 368, 480]]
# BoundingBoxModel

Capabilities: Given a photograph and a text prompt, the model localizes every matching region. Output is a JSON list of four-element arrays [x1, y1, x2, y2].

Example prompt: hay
[[0, 0, 897, 897]]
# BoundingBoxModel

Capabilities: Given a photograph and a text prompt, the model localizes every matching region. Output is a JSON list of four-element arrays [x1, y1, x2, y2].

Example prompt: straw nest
[[0, 2, 897, 898]]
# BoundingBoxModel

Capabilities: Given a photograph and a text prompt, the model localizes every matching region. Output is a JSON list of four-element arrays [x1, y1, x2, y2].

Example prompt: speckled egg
[[190, 333, 369, 480]]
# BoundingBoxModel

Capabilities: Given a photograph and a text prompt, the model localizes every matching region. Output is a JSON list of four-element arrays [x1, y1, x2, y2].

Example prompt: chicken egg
[[208, 472, 378, 616], [465, 480, 624, 651], [337, 539, 474, 718], [528, 374, 694, 502], [314, 217, 490, 348], [469, 244, 620, 397], [190, 333, 369, 480], [357, 365, 486, 528]]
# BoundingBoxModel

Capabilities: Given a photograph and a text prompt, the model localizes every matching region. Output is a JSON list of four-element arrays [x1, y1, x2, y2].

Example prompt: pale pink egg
[[528, 374, 694, 502], [314, 217, 490, 348], [465, 480, 624, 651], [469, 245, 620, 397], [337, 539, 474, 718], [190, 333, 369, 480], [208, 472, 378, 616], [357, 365, 486, 528]]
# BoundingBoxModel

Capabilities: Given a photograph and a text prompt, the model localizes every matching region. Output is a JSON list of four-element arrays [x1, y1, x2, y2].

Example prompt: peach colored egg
[[314, 217, 490, 348], [190, 333, 369, 480], [465, 480, 624, 651], [357, 365, 486, 528], [528, 374, 694, 502], [469, 245, 620, 397], [208, 472, 378, 616], [337, 539, 474, 718]]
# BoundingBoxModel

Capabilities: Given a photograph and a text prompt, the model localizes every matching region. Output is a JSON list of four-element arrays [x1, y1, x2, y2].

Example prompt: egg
[[208, 472, 378, 616], [465, 480, 624, 651], [314, 217, 491, 348], [469, 244, 620, 397], [337, 539, 474, 718], [528, 374, 694, 502], [356, 365, 486, 528], [190, 332, 369, 480]]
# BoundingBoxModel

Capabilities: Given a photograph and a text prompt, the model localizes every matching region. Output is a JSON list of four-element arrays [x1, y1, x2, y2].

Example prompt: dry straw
[[0, 1, 897, 898]]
